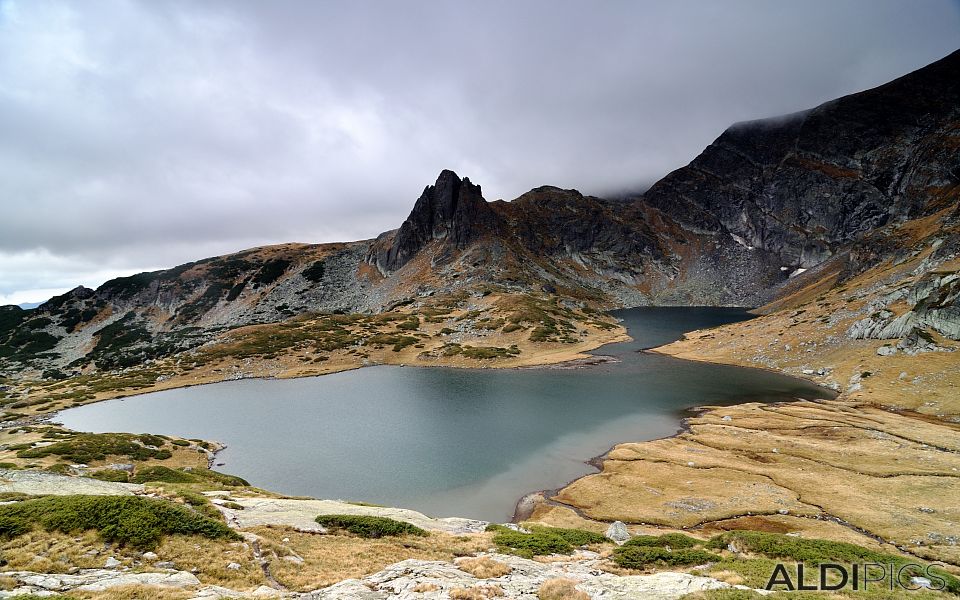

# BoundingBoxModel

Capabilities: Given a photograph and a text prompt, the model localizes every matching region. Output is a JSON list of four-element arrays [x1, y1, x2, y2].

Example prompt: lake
[[56, 307, 833, 521]]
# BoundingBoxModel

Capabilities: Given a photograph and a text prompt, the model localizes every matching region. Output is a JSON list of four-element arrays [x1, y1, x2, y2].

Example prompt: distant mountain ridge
[[1, 49, 958, 378]]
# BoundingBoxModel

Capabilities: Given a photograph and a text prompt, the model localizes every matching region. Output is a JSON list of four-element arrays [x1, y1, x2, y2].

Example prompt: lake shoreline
[[47, 307, 834, 523]]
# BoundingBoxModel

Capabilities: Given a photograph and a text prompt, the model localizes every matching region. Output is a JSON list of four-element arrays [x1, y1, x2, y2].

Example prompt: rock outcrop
[[368, 170, 497, 273], [304, 553, 756, 600], [641, 49, 960, 272], [211, 494, 488, 535]]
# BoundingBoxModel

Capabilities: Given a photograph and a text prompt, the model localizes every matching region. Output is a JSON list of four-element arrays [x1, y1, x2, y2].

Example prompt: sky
[[1, 1, 958, 306]]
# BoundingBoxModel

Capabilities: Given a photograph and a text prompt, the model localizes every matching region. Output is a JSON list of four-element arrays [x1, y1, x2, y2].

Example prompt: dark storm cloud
[[1, 0, 958, 303]]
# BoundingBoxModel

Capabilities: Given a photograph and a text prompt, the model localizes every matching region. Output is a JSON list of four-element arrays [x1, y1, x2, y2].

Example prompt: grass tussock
[[457, 556, 512, 578], [252, 525, 492, 591], [0, 495, 239, 549], [314, 514, 427, 538], [68, 586, 196, 600], [537, 578, 590, 600]]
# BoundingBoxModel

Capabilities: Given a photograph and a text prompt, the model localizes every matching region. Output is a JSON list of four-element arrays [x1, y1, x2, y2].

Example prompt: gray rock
[[103, 557, 121, 569], [3, 569, 200, 593], [142, 552, 158, 561], [305, 579, 386, 599], [606, 520, 631, 543], [226, 562, 241, 570]]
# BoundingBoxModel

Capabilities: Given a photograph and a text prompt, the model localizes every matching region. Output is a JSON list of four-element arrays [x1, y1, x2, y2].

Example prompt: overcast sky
[[1, 0, 958, 305]]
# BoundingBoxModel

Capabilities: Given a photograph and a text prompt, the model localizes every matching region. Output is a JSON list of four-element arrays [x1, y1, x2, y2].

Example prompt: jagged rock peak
[[370, 169, 497, 272]]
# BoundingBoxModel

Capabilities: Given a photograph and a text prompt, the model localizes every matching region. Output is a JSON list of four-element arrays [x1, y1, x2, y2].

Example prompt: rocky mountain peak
[[369, 169, 497, 272]]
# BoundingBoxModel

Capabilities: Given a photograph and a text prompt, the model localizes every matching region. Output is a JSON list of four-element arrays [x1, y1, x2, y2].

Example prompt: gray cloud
[[1, 0, 958, 302]]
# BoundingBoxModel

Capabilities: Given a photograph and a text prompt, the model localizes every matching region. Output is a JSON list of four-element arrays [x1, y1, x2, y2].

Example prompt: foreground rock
[[211, 494, 488, 534], [303, 553, 761, 600], [0, 568, 200, 594], [0, 468, 144, 496], [0, 554, 766, 599]]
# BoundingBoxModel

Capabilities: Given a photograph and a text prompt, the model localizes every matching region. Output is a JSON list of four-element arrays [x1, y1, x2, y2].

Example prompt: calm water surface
[[57, 308, 832, 520]]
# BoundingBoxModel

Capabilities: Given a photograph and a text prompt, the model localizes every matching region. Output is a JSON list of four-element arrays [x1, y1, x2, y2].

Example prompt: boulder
[[605, 521, 631, 543]]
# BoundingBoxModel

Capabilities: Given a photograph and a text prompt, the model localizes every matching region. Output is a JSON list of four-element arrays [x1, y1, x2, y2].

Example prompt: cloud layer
[[2, 0, 958, 303]]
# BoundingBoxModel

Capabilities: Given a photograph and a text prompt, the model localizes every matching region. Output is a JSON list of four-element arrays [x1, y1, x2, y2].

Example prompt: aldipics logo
[[765, 563, 949, 592]]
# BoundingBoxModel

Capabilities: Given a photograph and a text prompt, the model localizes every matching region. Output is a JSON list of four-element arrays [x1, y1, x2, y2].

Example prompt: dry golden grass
[[537, 578, 590, 600], [0, 529, 136, 572], [456, 556, 512, 578], [154, 535, 264, 590], [705, 570, 746, 586], [70, 586, 195, 600], [551, 399, 960, 564], [449, 584, 505, 599], [250, 526, 493, 592], [0, 529, 265, 590], [412, 582, 439, 593]]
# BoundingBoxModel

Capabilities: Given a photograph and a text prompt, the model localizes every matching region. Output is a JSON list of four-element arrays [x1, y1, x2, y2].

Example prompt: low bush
[[492, 529, 573, 558], [16, 432, 171, 464], [706, 531, 959, 594], [623, 533, 699, 549], [314, 514, 426, 538], [0, 495, 239, 549], [89, 469, 130, 482], [193, 468, 249, 487], [526, 525, 608, 547], [707, 531, 890, 563], [131, 465, 199, 484], [613, 545, 721, 568]]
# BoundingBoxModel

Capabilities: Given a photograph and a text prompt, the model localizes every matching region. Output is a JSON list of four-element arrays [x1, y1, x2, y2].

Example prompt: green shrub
[[614, 545, 721, 568], [396, 317, 420, 331], [131, 465, 199, 484], [527, 525, 608, 546], [302, 260, 326, 283], [706, 531, 960, 594], [171, 439, 191, 447], [16, 432, 171, 464], [624, 533, 699, 549], [192, 468, 249, 487], [0, 495, 239, 549], [314, 514, 426, 538], [89, 469, 130, 483], [251, 259, 291, 287], [492, 529, 573, 558], [707, 531, 888, 563]]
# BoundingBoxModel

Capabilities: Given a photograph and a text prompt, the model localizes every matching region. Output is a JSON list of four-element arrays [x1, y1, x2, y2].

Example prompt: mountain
[[1, 50, 957, 390]]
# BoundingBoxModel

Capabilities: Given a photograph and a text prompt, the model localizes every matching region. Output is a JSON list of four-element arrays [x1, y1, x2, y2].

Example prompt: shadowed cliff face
[[641, 49, 960, 269], [368, 170, 497, 273]]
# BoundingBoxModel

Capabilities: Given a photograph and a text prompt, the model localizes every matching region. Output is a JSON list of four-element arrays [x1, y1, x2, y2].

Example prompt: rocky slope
[[3, 51, 957, 388]]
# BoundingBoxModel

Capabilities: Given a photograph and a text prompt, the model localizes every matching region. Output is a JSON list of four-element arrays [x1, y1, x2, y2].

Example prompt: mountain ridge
[[1, 49, 957, 388]]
